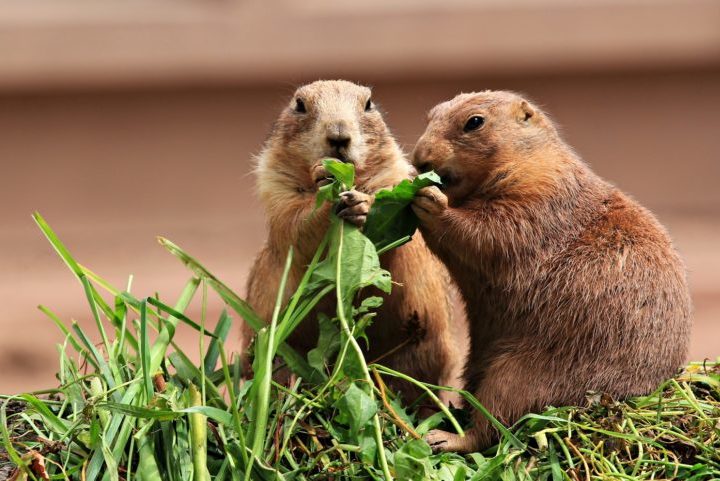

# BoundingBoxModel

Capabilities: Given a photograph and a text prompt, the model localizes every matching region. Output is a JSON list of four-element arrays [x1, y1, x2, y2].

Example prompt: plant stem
[[189, 384, 210, 481], [334, 221, 392, 480]]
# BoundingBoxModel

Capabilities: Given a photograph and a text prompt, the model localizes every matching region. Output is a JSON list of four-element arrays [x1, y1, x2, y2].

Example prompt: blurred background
[[1, 0, 718, 393]]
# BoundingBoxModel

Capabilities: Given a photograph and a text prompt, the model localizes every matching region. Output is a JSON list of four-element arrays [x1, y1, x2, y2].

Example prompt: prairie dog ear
[[517, 100, 535, 123]]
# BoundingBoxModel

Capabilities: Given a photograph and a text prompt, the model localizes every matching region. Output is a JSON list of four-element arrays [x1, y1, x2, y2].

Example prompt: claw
[[337, 214, 367, 227], [316, 177, 332, 187], [312, 162, 332, 187], [339, 190, 368, 206], [335, 189, 373, 227]]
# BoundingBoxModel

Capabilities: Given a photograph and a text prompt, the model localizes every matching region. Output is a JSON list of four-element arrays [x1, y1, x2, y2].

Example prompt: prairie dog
[[411, 90, 692, 452], [244, 80, 461, 403]]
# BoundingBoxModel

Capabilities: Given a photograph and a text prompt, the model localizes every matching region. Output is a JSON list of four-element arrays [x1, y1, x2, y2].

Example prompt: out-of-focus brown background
[[1, 0, 719, 393]]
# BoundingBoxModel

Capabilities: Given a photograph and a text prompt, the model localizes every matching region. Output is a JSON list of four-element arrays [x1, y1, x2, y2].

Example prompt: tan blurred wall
[[1, 69, 719, 393]]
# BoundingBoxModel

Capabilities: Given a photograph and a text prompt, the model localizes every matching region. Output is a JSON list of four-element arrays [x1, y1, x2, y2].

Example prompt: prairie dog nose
[[412, 142, 434, 173], [326, 121, 352, 149]]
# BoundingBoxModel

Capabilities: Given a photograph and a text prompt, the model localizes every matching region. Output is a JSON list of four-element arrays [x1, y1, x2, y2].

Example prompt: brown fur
[[411, 90, 692, 452], [244, 80, 461, 404]]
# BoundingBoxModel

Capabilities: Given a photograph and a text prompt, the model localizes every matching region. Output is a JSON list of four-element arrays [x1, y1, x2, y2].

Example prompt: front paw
[[312, 161, 332, 187], [412, 186, 448, 226], [424, 429, 452, 453], [425, 428, 476, 453], [336, 190, 372, 228]]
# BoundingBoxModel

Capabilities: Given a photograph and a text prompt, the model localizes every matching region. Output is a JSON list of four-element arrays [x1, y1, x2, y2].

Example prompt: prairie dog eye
[[464, 115, 485, 132], [295, 98, 306, 113], [365, 98, 373, 112]]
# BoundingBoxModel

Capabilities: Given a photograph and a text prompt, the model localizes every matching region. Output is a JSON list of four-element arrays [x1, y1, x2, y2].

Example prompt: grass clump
[[1, 160, 719, 480]]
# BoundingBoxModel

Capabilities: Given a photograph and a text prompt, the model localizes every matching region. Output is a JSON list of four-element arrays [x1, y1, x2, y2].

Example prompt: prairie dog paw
[[424, 429, 453, 453], [424, 429, 474, 453], [336, 190, 373, 228], [412, 186, 448, 225], [311, 161, 332, 187]]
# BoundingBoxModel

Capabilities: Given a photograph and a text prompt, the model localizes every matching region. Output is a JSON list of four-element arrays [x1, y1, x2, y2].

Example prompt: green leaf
[[341, 225, 391, 296], [181, 406, 233, 428], [334, 382, 377, 438], [307, 314, 341, 372], [315, 223, 392, 300], [315, 159, 356, 208], [323, 158, 355, 188], [364, 171, 441, 249], [99, 402, 179, 422], [548, 439, 563, 481], [358, 431, 378, 465], [393, 439, 433, 480]]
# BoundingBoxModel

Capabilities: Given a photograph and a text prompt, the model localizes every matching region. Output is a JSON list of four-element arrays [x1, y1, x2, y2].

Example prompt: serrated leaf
[[334, 383, 377, 438], [393, 439, 432, 480], [337, 225, 392, 297], [307, 314, 341, 372]]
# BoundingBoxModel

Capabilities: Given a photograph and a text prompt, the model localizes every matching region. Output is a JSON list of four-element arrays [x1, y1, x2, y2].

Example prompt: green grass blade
[[246, 248, 293, 480], [71, 321, 119, 398], [38, 304, 84, 353], [149, 277, 200, 374], [140, 300, 153, 403], [167, 350, 225, 407], [137, 435, 162, 481], [146, 296, 218, 339], [0, 399, 29, 478], [33, 212, 83, 277], [203, 310, 232, 374], [158, 237, 317, 381], [19, 394, 70, 435]]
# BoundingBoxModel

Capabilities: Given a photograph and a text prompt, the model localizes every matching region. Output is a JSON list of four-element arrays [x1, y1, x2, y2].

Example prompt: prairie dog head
[[256, 81, 408, 205], [413, 91, 568, 204], [264, 80, 400, 169]]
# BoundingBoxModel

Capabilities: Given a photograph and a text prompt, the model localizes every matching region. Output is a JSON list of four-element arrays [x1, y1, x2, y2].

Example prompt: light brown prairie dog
[[411, 90, 692, 452], [244, 80, 461, 404]]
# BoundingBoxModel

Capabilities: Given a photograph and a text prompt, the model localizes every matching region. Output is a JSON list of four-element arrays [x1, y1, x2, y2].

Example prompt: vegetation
[[1, 160, 718, 480]]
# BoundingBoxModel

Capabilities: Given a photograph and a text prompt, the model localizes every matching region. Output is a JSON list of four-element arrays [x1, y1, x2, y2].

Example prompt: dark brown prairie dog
[[244, 80, 460, 404], [411, 90, 692, 452]]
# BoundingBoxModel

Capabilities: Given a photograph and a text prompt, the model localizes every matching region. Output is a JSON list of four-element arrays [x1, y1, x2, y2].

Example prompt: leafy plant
[[1, 160, 719, 480]]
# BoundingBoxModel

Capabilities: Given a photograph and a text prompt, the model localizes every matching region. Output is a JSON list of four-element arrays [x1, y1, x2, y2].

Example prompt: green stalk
[[189, 384, 210, 481], [334, 221, 392, 480], [200, 281, 208, 403]]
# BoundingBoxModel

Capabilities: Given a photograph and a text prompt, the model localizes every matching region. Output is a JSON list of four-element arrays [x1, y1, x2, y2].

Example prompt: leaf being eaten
[[364, 171, 441, 250]]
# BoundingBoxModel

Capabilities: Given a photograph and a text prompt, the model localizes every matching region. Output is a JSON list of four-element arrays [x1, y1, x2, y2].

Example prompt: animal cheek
[[349, 142, 366, 163]]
